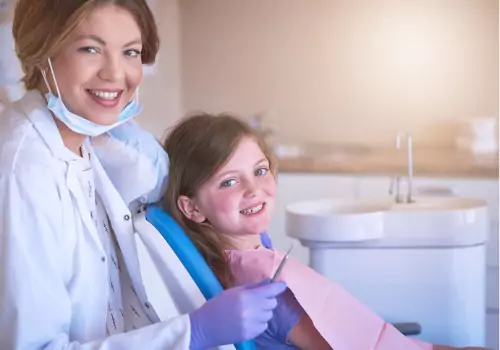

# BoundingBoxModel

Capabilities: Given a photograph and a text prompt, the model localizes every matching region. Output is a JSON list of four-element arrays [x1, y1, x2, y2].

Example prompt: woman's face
[[47, 4, 143, 125]]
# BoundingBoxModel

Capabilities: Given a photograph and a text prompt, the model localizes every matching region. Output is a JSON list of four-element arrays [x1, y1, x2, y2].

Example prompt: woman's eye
[[220, 179, 237, 188], [124, 49, 141, 57], [78, 47, 99, 54], [255, 167, 269, 176]]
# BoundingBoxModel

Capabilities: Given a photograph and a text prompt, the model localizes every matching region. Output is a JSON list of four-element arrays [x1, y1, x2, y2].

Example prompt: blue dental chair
[[145, 205, 257, 350]]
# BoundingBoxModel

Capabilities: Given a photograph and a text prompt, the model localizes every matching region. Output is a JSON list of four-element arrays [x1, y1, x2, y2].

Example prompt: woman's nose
[[98, 55, 125, 82]]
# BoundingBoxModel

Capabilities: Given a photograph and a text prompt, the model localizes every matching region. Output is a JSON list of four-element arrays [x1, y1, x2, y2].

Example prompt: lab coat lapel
[[23, 90, 105, 253], [88, 144, 153, 307], [65, 161, 106, 253], [22, 90, 76, 163]]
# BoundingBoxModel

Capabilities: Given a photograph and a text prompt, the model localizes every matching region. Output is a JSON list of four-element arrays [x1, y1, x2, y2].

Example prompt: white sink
[[286, 198, 388, 242], [286, 196, 489, 247], [286, 195, 490, 347]]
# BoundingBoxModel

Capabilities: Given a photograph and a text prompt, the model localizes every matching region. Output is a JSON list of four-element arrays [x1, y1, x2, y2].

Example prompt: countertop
[[276, 146, 499, 179]]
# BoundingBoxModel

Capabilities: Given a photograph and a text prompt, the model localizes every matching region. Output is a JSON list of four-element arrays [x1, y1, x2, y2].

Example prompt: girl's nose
[[243, 179, 258, 198]]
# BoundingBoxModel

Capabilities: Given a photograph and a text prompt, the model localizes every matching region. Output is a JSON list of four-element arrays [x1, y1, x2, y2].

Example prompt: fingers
[[252, 280, 287, 298], [245, 278, 272, 289], [259, 295, 278, 311], [252, 309, 274, 323]]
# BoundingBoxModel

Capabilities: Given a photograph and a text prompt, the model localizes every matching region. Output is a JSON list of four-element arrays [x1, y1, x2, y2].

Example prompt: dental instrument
[[271, 244, 294, 282]]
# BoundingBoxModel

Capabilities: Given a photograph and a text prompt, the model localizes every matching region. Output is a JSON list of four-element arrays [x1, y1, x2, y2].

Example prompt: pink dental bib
[[226, 247, 433, 350]]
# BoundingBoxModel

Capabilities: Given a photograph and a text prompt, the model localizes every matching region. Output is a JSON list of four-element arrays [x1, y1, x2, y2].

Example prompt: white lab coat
[[0, 90, 191, 349]]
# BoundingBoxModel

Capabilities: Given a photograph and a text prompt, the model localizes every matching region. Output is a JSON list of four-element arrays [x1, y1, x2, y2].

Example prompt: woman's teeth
[[89, 90, 119, 100], [240, 204, 264, 215]]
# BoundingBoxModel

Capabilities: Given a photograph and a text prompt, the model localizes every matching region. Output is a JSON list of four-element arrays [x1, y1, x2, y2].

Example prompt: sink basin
[[286, 196, 489, 247], [286, 198, 388, 242]]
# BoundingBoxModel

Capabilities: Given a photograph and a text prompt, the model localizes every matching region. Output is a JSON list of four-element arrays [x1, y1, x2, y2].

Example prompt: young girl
[[162, 113, 487, 350]]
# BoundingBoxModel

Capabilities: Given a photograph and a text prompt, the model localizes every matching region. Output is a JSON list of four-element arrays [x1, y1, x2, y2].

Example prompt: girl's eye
[[78, 47, 99, 54], [124, 49, 142, 57], [255, 167, 269, 176], [220, 179, 237, 188]]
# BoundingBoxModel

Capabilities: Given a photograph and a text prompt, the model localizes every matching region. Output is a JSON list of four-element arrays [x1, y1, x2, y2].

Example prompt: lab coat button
[[101, 256, 106, 262], [124, 214, 130, 221], [145, 302, 151, 308]]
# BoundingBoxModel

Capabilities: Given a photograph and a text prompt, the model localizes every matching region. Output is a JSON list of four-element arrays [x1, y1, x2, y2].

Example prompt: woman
[[0, 1, 286, 349]]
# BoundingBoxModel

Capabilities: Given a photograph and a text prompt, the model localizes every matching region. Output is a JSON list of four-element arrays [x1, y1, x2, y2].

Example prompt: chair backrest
[[145, 205, 257, 350]]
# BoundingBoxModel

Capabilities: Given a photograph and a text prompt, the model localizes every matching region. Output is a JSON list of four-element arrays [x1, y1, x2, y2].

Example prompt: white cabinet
[[355, 175, 498, 349], [271, 172, 499, 349]]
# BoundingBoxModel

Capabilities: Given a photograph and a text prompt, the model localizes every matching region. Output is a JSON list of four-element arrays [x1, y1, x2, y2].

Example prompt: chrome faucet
[[389, 133, 414, 203]]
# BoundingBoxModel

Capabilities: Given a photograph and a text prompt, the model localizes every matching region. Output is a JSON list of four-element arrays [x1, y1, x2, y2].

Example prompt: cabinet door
[[270, 173, 357, 264], [357, 175, 499, 349], [486, 311, 499, 350]]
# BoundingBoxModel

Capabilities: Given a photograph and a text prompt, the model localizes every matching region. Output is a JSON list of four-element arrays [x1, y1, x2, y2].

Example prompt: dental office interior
[[1, 0, 499, 349]]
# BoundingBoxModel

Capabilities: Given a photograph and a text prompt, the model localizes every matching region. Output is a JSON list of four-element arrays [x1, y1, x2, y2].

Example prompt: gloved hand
[[189, 279, 287, 349], [260, 232, 273, 249]]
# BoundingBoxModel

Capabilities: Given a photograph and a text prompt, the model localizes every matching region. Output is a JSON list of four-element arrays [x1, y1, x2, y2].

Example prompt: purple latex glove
[[260, 232, 273, 249], [189, 279, 287, 349]]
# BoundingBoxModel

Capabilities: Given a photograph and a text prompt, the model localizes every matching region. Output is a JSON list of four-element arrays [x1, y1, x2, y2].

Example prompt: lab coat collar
[[20, 89, 79, 163]]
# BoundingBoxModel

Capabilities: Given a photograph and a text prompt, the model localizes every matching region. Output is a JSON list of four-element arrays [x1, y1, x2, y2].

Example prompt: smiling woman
[[12, 0, 159, 153], [0, 0, 290, 349]]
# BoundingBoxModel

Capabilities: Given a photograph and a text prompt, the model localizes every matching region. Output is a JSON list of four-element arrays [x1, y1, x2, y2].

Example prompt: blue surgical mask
[[41, 58, 143, 137]]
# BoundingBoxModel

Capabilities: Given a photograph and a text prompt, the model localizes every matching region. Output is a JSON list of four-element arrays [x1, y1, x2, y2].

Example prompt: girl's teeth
[[240, 204, 264, 215], [90, 90, 119, 100]]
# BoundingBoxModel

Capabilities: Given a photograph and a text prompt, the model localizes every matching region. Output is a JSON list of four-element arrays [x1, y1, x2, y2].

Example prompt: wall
[[180, 0, 499, 148], [137, 0, 183, 141], [0, 0, 24, 109]]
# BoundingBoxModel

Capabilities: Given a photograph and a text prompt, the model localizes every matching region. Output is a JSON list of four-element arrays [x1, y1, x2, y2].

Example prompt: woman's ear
[[177, 195, 206, 223]]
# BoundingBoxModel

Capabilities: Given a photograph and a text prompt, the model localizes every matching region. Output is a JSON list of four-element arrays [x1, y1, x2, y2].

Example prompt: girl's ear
[[177, 195, 206, 223]]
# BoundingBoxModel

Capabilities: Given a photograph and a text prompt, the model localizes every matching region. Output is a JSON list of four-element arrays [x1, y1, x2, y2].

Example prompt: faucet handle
[[389, 133, 403, 200], [406, 133, 414, 203], [389, 176, 395, 195]]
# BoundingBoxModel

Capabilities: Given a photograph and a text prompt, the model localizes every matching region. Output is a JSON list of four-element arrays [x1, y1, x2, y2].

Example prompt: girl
[[162, 113, 487, 350]]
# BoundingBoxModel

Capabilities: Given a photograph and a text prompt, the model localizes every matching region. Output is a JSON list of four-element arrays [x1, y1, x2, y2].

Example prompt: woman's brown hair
[[162, 113, 276, 289], [12, 0, 159, 90]]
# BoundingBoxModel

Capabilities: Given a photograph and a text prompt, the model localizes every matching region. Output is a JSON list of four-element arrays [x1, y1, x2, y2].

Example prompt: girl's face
[[179, 137, 276, 248], [46, 4, 143, 125]]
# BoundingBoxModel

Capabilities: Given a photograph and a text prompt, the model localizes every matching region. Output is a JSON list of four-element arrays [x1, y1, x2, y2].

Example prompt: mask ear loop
[[47, 58, 62, 98], [135, 87, 139, 104], [40, 68, 52, 94]]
